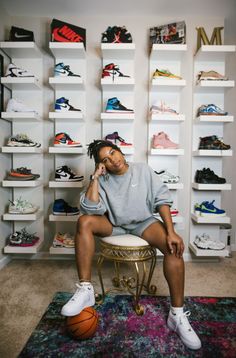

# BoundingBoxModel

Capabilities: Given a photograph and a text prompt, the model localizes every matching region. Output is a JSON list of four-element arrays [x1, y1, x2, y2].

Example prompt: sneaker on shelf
[[54, 63, 81, 77], [7, 133, 41, 147], [194, 200, 226, 217], [53, 199, 80, 216], [195, 168, 226, 184], [197, 104, 228, 116], [101, 26, 132, 43], [198, 135, 231, 150], [194, 233, 225, 250], [8, 197, 38, 214], [152, 132, 179, 149], [53, 232, 75, 248], [54, 132, 82, 147], [197, 70, 228, 82], [153, 69, 182, 80], [155, 170, 180, 183], [6, 98, 37, 113], [61, 282, 95, 316], [5, 63, 35, 77], [151, 101, 178, 115], [8, 228, 39, 247], [55, 97, 81, 112], [105, 97, 134, 113], [105, 131, 132, 146], [6, 167, 40, 181], [55, 165, 84, 182], [102, 63, 130, 80], [167, 310, 201, 350]]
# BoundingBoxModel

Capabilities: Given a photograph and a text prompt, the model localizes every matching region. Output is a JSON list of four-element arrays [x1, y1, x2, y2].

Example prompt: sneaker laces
[[173, 311, 192, 332], [71, 283, 87, 301]]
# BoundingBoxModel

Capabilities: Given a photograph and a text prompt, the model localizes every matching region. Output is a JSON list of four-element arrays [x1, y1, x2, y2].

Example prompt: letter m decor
[[196, 27, 224, 52]]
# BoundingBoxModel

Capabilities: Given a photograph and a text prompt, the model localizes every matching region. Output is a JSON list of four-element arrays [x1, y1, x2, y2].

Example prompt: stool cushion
[[100, 234, 149, 247]]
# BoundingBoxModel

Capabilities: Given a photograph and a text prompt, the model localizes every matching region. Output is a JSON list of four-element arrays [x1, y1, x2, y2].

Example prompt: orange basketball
[[66, 307, 99, 340]]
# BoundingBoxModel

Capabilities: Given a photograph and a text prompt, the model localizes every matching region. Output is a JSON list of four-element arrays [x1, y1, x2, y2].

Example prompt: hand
[[93, 163, 107, 179], [166, 231, 185, 258]]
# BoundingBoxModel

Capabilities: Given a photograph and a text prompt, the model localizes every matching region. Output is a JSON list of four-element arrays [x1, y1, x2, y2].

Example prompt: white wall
[[0, 10, 235, 259]]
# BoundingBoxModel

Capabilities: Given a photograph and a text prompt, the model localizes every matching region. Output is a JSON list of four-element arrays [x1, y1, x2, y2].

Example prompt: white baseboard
[[0, 255, 11, 269]]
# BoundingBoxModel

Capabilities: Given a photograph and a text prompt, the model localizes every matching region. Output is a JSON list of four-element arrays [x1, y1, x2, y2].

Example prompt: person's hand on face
[[93, 163, 107, 179]]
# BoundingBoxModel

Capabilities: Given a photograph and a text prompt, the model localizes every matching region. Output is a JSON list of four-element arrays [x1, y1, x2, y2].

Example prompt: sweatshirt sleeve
[[80, 190, 107, 216], [149, 166, 173, 211]]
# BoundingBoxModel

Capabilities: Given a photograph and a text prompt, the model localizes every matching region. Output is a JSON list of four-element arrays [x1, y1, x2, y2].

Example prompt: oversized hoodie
[[80, 162, 173, 230]]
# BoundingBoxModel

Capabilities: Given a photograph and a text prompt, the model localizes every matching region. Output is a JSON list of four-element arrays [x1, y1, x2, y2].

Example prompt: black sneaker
[[101, 26, 132, 43], [199, 136, 231, 150], [55, 165, 84, 182], [195, 168, 226, 184]]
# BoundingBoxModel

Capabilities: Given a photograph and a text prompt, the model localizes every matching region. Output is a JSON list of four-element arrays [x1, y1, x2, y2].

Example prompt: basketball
[[66, 307, 99, 340]]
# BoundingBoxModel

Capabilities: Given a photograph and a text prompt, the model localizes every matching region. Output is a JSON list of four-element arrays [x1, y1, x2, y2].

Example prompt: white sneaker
[[61, 283, 95, 316], [9, 197, 38, 214], [6, 98, 37, 113], [194, 234, 225, 250], [167, 310, 201, 350], [155, 169, 180, 183], [5, 63, 34, 77]]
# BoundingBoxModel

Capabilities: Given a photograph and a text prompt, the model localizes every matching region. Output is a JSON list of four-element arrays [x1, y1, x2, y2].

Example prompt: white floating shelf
[[196, 115, 233, 123], [197, 80, 235, 88], [151, 114, 185, 122], [101, 78, 134, 90], [4, 237, 44, 254], [193, 149, 233, 157], [1, 77, 41, 90], [101, 43, 135, 59], [49, 214, 79, 222], [2, 180, 42, 187], [50, 246, 75, 255], [191, 213, 230, 224], [49, 77, 84, 90], [117, 146, 134, 155], [1, 112, 40, 122], [152, 79, 186, 87], [151, 44, 187, 61], [166, 183, 184, 190], [0, 41, 43, 58], [1, 146, 42, 154], [3, 210, 42, 221], [49, 181, 84, 188], [153, 214, 183, 223], [49, 147, 85, 154], [49, 42, 85, 59], [192, 183, 231, 191], [189, 242, 230, 257], [150, 148, 184, 156], [49, 112, 83, 120], [101, 113, 134, 121], [195, 45, 236, 61]]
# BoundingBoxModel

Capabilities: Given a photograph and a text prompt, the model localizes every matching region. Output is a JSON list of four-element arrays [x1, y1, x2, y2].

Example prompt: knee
[[76, 215, 96, 233]]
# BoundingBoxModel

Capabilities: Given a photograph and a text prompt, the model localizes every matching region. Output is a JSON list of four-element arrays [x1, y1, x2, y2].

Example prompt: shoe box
[[51, 18, 86, 48], [9, 26, 34, 42], [150, 21, 186, 45]]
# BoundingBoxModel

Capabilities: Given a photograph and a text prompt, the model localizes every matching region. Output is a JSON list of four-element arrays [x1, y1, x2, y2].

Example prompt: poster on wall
[[150, 21, 186, 45]]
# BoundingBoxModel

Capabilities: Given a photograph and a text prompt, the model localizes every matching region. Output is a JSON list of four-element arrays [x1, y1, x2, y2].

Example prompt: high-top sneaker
[[152, 132, 178, 149], [105, 97, 133, 113], [5, 63, 35, 77], [55, 97, 81, 112], [54, 63, 81, 77]]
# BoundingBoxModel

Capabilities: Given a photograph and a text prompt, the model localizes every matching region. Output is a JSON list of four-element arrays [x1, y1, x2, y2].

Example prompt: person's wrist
[[90, 174, 99, 181]]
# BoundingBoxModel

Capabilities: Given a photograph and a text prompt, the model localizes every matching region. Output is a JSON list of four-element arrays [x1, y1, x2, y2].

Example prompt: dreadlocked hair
[[87, 139, 123, 163]]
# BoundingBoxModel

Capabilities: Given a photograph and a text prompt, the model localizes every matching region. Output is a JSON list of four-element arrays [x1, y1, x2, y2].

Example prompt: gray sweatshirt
[[80, 162, 173, 230]]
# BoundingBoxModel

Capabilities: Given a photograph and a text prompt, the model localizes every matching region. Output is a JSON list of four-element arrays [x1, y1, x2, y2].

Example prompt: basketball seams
[[74, 317, 98, 338], [66, 308, 99, 339]]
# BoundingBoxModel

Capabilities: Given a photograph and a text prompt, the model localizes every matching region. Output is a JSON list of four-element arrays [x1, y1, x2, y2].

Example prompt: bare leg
[[142, 221, 185, 307], [75, 215, 113, 281]]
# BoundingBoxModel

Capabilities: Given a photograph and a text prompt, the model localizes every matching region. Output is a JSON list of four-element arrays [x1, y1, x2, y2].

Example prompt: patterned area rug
[[19, 293, 236, 358]]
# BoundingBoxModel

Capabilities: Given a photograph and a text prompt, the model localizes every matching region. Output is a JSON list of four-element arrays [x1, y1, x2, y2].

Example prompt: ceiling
[[0, 0, 235, 17]]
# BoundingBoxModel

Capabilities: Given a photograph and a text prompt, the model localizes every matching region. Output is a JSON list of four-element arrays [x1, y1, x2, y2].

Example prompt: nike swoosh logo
[[58, 104, 69, 108], [15, 33, 31, 38], [131, 183, 138, 187], [57, 173, 70, 177]]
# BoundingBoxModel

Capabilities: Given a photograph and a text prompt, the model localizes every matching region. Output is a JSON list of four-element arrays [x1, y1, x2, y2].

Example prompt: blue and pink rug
[[19, 293, 236, 357]]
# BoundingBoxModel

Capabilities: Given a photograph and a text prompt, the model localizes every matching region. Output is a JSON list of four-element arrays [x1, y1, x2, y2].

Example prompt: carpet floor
[[18, 293, 236, 358]]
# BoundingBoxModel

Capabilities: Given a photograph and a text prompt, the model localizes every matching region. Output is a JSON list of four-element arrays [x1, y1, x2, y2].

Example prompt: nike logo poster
[[51, 19, 86, 48]]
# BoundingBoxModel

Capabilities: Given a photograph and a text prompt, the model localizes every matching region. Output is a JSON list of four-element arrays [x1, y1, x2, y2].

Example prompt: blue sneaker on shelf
[[53, 199, 80, 216], [197, 104, 228, 116], [194, 200, 226, 217], [105, 97, 133, 113], [55, 97, 81, 112], [54, 63, 81, 77]]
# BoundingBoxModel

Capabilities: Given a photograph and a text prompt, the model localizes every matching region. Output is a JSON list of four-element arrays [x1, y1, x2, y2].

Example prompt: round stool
[[97, 234, 157, 315]]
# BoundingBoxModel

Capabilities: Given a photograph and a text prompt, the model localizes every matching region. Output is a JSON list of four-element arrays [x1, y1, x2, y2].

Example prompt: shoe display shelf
[[101, 43, 135, 156], [49, 246, 75, 255], [48, 42, 86, 253], [148, 44, 187, 226], [0, 41, 45, 254], [189, 45, 235, 258]]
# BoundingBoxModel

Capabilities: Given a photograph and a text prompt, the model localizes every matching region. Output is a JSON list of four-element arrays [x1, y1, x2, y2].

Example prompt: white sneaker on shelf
[[5, 63, 35, 77], [155, 169, 180, 183], [9, 197, 38, 214], [194, 233, 225, 250], [61, 283, 95, 316], [167, 310, 201, 350], [6, 98, 37, 113]]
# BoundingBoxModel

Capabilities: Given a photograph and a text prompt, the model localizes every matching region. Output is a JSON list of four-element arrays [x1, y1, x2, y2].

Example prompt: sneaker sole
[[167, 319, 201, 350]]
